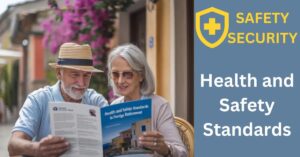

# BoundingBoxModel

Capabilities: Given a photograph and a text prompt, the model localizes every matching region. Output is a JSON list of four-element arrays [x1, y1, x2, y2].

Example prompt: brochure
[[49, 99, 152, 157], [101, 99, 152, 157], [49, 102, 102, 157]]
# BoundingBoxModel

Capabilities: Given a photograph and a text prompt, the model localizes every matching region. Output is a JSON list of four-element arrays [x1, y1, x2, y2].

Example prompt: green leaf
[[94, 1, 106, 10]]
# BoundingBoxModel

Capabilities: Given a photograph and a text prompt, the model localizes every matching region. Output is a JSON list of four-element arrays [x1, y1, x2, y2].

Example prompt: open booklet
[[49, 99, 152, 157]]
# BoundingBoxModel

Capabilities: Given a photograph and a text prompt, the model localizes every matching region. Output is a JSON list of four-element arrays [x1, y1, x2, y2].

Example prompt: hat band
[[57, 58, 93, 66]]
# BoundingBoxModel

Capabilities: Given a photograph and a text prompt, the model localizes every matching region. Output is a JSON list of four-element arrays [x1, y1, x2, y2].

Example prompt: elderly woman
[[107, 44, 187, 157]]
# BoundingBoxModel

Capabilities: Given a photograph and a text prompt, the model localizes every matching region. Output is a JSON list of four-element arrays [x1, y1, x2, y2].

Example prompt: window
[[141, 125, 146, 132]]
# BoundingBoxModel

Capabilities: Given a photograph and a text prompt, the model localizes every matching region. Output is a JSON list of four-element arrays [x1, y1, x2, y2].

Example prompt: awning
[[0, 49, 22, 66]]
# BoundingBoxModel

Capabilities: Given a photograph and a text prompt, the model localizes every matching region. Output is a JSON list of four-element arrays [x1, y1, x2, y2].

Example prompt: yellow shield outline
[[196, 7, 229, 48]]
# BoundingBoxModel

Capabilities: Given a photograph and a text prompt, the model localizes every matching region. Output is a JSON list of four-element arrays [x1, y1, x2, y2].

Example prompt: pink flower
[[92, 55, 102, 65], [42, 0, 129, 56], [79, 34, 91, 42], [65, 0, 72, 9], [108, 89, 118, 103], [49, 40, 60, 54], [92, 37, 108, 48], [74, 0, 85, 8]]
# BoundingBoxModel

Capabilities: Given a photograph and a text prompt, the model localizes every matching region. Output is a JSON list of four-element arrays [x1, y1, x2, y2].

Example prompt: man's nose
[[77, 76, 86, 87]]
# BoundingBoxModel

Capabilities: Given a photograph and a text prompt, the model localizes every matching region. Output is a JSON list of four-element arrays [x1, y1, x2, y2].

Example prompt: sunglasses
[[111, 71, 135, 80]]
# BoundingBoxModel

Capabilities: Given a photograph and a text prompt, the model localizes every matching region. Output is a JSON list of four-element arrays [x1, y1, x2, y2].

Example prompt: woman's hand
[[139, 131, 170, 156]]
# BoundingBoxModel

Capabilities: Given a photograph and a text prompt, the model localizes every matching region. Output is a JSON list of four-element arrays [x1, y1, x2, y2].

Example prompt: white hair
[[107, 44, 155, 96]]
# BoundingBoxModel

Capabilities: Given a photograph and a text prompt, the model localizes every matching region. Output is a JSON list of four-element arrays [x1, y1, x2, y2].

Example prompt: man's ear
[[56, 68, 62, 80]]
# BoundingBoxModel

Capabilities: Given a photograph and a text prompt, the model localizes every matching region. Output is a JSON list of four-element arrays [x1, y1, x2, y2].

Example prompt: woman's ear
[[139, 74, 144, 82]]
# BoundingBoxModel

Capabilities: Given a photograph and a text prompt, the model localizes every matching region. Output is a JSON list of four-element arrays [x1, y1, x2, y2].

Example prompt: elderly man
[[8, 43, 108, 157]]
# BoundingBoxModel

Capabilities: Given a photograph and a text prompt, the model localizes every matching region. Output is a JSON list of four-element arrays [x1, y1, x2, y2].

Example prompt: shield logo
[[196, 7, 229, 48]]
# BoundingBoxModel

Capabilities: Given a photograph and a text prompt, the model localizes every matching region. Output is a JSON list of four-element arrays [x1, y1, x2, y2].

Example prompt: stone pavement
[[0, 123, 13, 157]]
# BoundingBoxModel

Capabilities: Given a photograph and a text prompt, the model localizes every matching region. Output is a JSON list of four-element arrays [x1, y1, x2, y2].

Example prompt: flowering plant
[[43, 0, 133, 100], [44, 0, 133, 55]]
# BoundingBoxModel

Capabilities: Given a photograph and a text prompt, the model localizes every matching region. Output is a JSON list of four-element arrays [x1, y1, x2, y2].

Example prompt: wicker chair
[[174, 116, 194, 157]]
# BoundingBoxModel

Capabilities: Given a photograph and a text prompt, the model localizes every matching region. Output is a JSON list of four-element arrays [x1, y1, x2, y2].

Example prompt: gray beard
[[61, 81, 84, 100]]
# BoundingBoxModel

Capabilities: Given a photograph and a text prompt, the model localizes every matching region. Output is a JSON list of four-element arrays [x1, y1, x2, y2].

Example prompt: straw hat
[[49, 42, 103, 72]]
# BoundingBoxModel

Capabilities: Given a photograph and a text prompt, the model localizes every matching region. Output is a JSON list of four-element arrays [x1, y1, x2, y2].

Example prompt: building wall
[[112, 136, 124, 149], [28, 35, 47, 93], [146, 0, 173, 111], [113, 0, 190, 120], [132, 119, 151, 137], [146, 0, 189, 119], [156, 0, 171, 103], [173, 0, 188, 120], [33, 35, 45, 81]]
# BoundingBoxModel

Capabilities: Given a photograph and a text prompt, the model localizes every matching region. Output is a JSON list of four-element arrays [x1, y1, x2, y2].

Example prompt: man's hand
[[33, 135, 69, 157], [8, 132, 70, 157]]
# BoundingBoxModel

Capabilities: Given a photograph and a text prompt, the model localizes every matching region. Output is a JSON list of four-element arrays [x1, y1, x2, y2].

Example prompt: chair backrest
[[174, 116, 194, 157]]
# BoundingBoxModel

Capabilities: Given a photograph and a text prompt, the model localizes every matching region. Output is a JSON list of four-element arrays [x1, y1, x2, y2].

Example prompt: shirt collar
[[51, 81, 64, 102], [122, 95, 149, 103]]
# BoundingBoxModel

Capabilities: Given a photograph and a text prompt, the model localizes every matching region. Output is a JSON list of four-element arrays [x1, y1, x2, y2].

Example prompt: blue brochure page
[[101, 99, 152, 157]]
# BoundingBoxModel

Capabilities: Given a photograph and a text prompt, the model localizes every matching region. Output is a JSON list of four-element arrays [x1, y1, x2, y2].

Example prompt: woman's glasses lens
[[112, 71, 134, 79]]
